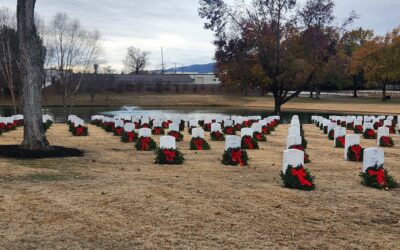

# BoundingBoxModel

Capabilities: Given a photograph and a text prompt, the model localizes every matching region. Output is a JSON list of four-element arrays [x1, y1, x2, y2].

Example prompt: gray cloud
[[1, 0, 399, 71]]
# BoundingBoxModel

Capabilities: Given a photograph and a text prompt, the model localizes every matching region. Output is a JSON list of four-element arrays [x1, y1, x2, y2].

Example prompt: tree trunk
[[309, 86, 314, 98], [352, 80, 358, 98], [314, 84, 320, 100], [10, 88, 18, 115], [382, 82, 387, 102], [274, 97, 282, 115], [17, 0, 51, 150]]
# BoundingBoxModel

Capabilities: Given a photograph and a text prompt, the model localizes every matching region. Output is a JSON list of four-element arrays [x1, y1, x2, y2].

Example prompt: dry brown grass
[[0, 124, 399, 249]]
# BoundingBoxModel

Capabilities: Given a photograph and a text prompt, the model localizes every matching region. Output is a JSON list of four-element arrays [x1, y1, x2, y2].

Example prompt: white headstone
[[377, 127, 389, 145], [344, 134, 360, 160], [224, 120, 233, 127], [114, 120, 124, 128], [334, 127, 346, 139], [287, 135, 302, 149], [241, 128, 253, 137], [192, 128, 205, 138], [283, 149, 305, 173], [160, 136, 176, 149], [225, 136, 241, 150], [124, 123, 135, 132], [153, 120, 162, 128], [363, 148, 384, 173], [139, 128, 151, 138], [169, 123, 180, 132], [251, 123, 262, 133], [288, 126, 300, 137], [211, 123, 222, 132], [363, 122, 374, 132]]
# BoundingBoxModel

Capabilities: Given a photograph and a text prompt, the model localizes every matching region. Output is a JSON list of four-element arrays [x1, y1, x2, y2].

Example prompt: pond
[[0, 106, 373, 124]]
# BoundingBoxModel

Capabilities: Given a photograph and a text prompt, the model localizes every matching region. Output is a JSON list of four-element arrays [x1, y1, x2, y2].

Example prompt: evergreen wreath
[[211, 131, 225, 141], [363, 129, 377, 139], [241, 135, 259, 149], [379, 136, 394, 147], [121, 131, 137, 143], [135, 137, 157, 151], [155, 148, 185, 165], [354, 125, 363, 134], [168, 131, 184, 142], [328, 130, 334, 140], [152, 127, 165, 135], [190, 137, 211, 150], [360, 165, 398, 189], [223, 126, 236, 135], [347, 144, 364, 162], [222, 148, 249, 166], [253, 132, 266, 142], [335, 136, 345, 148], [71, 125, 88, 136], [346, 122, 354, 130], [113, 127, 124, 136], [280, 165, 315, 191]]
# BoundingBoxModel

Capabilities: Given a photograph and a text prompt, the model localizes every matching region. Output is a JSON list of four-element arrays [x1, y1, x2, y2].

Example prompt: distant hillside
[[165, 63, 215, 74]]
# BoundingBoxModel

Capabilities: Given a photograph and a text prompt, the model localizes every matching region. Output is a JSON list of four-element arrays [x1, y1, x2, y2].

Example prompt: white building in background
[[189, 74, 221, 85]]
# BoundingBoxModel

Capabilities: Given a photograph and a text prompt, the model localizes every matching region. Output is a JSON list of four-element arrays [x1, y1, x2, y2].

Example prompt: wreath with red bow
[[267, 123, 275, 132], [346, 122, 354, 130], [379, 136, 394, 147], [340, 121, 347, 128], [354, 125, 363, 134], [262, 126, 271, 135], [280, 165, 315, 191], [168, 131, 184, 142], [102, 122, 114, 132], [135, 137, 157, 151], [373, 121, 383, 130], [43, 120, 53, 132], [91, 119, 102, 126], [152, 127, 165, 135], [190, 137, 211, 150], [242, 120, 252, 128], [223, 126, 236, 135], [253, 132, 266, 142], [222, 148, 249, 166], [234, 124, 242, 131], [363, 129, 377, 139], [288, 145, 311, 163], [335, 136, 345, 148], [241, 135, 259, 150], [71, 125, 88, 136], [162, 120, 172, 129], [328, 130, 334, 140], [204, 123, 212, 132], [323, 126, 328, 134], [113, 127, 124, 136], [211, 131, 225, 141], [360, 165, 398, 189], [121, 131, 137, 143], [387, 126, 395, 134], [155, 148, 185, 165], [347, 144, 364, 162]]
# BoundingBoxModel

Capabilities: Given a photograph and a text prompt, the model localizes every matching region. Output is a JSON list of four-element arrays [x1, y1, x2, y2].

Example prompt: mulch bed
[[0, 145, 84, 159]]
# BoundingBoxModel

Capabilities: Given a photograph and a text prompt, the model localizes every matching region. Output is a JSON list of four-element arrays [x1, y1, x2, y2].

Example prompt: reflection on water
[[0, 106, 363, 124]]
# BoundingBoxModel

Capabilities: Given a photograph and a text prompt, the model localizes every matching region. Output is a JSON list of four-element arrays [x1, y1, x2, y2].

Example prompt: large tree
[[0, 7, 20, 114], [351, 27, 400, 101], [199, 0, 355, 114], [123, 46, 150, 74], [45, 12, 102, 116], [17, 0, 50, 150]]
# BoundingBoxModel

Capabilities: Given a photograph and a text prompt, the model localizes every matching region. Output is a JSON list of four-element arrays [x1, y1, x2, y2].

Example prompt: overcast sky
[[1, 0, 399, 71]]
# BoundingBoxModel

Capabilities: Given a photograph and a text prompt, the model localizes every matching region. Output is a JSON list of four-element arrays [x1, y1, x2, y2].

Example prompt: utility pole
[[174, 62, 177, 74], [161, 47, 165, 75]]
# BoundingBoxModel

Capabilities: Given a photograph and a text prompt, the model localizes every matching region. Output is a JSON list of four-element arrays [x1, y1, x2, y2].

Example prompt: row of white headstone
[[312, 115, 389, 173], [283, 116, 306, 172], [0, 115, 24, 125]]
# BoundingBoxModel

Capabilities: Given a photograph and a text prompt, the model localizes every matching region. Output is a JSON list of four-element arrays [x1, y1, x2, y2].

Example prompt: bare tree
[[17, 0, 50, 150], [123, 46, 150, 74], [45, 12, 103, 116], [0, 7, 19, 114]]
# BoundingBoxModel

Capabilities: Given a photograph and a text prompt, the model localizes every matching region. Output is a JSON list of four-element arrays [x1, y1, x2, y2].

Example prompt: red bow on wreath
[[291, 167, 312, 187], [262, 127, 268, 134], [243, 121, 251, 127], [126, 132, 136, 142], [0, 123, 5, 129], [231, 150, 244, 166], [254, 133, 263, 141], [170, 131, 180, 140], [214, 131, 223, 139], [350, 145, 362, 161], [366, 129, 376, 137], [163, 149, 176, 162], [337, 136, 345, 146], [115, 127, 123, 136], [290, 145, 305, 151], [193, 138, 204, 150], [140, 137, 151, 151], [243, 137, 254, 149], [381, 136, 392, 146], [367, 168, 386, 186], [153, 127, 162, 134], [7, 124, 14, 130], [225, 127, 233, 134], [76, 127, 85, 136]]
